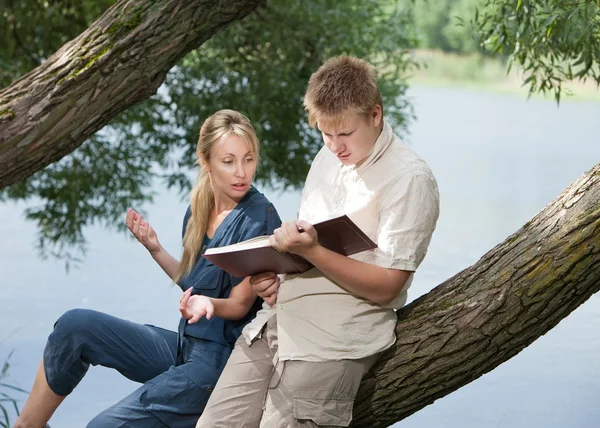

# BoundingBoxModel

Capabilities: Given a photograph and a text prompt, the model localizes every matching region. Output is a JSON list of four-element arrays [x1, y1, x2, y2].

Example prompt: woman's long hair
[[174, 110, 260, 283]]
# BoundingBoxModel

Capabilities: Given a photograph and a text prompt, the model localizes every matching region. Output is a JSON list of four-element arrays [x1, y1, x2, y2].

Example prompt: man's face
[[317, 105, 382, 167]]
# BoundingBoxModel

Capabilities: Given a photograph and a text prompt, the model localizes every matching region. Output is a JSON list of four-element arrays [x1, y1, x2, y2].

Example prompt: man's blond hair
[[304, 56, 383, 128]]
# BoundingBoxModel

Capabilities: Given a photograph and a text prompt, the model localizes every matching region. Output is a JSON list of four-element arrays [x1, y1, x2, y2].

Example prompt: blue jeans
[[44, 309, 231, 427]]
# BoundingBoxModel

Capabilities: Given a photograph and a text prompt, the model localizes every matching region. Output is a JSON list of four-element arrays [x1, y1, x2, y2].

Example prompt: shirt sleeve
[[372, 170, 440, 271]]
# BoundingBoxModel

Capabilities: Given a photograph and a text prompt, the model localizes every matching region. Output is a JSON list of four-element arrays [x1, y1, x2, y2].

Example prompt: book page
[[204, 235, 270, 255]]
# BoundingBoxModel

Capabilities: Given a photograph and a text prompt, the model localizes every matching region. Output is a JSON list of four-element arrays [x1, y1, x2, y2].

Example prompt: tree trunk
[[0, 0, 264, 190], [351, 163, 600, 427]]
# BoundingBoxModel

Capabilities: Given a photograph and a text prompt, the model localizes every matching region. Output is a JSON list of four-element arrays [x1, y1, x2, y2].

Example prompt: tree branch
[[0, 0, 265, 190], [351, 163, 600, 427]]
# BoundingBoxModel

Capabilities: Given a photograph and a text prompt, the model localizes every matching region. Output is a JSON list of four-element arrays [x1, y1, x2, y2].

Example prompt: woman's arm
[[180, 276, 257, 322], [148, 245, 180, 281], [126, 208, 180, 281]]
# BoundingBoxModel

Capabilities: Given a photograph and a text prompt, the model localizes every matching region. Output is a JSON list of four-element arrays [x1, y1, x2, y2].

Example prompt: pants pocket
[[281, 359, 366, 427], [292, 397, 354, 426], [140, 364, 216, 421]]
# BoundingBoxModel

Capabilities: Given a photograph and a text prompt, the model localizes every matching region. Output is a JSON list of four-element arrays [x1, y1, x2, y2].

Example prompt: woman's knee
[[53, 308, 97, 334], [49, 309, 112, 347], [45, 309, 96, 360], [43, 309, 102, 396]]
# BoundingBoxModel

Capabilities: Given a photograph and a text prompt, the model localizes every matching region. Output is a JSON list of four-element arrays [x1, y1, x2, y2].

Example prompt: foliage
[[0, 352, 28, 427], [393, 0, 487, 54], [474, 0, 600, 101], [0, 0, 418, 263], [444, 0, 488, 53], [0, 0, 115, 88], [391, 0, 600, 101]]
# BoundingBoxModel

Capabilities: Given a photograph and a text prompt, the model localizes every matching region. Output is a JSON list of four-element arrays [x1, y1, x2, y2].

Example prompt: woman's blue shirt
[[178, 187, 281, 347]]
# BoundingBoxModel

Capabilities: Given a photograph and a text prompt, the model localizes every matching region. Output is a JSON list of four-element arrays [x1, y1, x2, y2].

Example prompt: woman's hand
[[179, 288, 215, 323], [126, 207, 160, 254], [249, 272, 280, 307]]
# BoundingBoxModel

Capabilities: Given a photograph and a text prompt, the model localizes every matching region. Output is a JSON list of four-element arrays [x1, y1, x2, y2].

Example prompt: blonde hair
[[303, 56, 383, 128], [174, 109, 260, 283]]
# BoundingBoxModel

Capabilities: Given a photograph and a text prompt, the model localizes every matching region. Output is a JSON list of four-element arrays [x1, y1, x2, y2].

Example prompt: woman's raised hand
[[126, 207, 161, 254]]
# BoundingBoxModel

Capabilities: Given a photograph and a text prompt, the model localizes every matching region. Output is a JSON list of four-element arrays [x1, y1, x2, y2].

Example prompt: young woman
[[14, 110, 281, 428]]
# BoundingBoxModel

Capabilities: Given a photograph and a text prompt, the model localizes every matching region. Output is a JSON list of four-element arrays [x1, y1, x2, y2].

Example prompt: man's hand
[[179, 288, 215, 323], [269, 220, 318, 257], [249, 272, 280, 307]]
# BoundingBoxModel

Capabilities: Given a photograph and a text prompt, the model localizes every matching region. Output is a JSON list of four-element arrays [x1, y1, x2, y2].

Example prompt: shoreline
[[406, 50, 600, 103]]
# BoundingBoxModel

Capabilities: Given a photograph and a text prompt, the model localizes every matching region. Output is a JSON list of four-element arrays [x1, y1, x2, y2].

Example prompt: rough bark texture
[[0, 0, 264, 190], [351, 163, 600, 427]]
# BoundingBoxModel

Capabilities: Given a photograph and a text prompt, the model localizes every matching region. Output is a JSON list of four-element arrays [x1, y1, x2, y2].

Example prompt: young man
[[196, 56, 440, 427]]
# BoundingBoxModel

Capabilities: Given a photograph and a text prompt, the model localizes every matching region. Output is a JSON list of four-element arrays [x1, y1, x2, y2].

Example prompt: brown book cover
[[202, 215, 377, 277]]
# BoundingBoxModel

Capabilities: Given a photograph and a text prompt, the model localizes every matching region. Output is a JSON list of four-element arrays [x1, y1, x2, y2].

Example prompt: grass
[[407, 50, 600, 103], [0, 351, 28, 428]]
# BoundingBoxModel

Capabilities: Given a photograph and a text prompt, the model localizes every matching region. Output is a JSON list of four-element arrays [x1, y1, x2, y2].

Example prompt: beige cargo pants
[[195, 316, 378, 428]]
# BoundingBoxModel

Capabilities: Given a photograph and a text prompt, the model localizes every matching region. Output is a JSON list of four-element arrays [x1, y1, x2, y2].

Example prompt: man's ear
[[371, 104, 383, 127]]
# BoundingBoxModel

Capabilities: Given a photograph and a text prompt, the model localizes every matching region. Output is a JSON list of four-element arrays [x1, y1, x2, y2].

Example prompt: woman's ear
[[199, 156, 210, 173]]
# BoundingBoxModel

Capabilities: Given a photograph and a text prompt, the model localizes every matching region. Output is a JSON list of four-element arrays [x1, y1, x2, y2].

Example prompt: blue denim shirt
[[178, 187, 281, 347]]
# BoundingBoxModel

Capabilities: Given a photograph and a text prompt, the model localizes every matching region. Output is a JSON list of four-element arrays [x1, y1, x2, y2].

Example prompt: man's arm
[[302, 243, 411, 305], [270, 221, 411, 305], [275, 171, 438, 305]]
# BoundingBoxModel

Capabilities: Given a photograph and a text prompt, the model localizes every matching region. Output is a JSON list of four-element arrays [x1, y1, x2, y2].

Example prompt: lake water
[[1, 86, 599, 427]]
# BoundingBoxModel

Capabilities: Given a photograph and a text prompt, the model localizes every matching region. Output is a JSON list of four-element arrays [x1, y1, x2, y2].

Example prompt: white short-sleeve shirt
[[243, 120, 440, 361]]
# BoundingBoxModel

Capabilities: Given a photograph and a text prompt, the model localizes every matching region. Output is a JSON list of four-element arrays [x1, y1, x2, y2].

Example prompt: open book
[[203, 215, 377, 277]]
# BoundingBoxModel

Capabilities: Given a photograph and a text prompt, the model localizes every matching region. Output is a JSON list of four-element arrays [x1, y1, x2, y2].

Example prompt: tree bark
[[351, 163, 600, 427], [0, 0, 264, 190]]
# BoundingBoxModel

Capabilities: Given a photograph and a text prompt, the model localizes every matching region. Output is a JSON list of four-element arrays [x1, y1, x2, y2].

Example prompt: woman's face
[[206, 134, 257, 202]]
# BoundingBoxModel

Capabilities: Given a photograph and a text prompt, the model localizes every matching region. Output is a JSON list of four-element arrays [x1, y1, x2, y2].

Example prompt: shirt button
[[279, 304, 283, 310]]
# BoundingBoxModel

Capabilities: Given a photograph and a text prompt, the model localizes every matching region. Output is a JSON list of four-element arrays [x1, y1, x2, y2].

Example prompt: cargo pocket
[[292, 397, 354, 426], [282, 360, 364, 427], [140, 364, 216, 423]]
